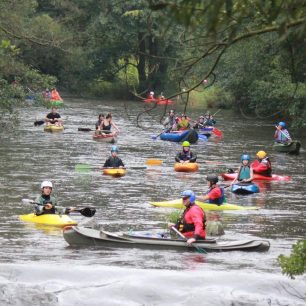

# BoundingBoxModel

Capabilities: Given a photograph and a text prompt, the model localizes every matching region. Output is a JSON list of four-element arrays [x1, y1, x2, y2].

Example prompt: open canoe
[[231, 182, 259, 195], [221, 172, 291, 181], [63, 226, 270, 252], [273, 141, 301, 154], [174, 162, 199, 172], [92, 133, 116, 143], [102, 168, 126, 177], [44, 125, 64, 132], [160, 130, 198, 144], [144, 98, 174, 105], [149, 199, 259, 211], [20, 213, 77, 227]]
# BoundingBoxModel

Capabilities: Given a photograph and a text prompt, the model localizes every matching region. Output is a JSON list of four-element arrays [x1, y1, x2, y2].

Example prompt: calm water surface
[[0, 98, 305, 305]]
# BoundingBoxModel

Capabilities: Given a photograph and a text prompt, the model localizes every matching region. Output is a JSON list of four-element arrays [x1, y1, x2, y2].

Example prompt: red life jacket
[[251, 158, 272, 176]]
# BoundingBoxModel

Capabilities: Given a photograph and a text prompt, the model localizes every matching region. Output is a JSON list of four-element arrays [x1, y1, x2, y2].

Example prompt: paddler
[[103, 145, 125, 168], [168, 190, 206, 245], [35, 181, 75, 215], [197, 175, 225, 205], [251, 151, 272, 177], [274, 122, 292, 144], [163, 109, 176, 131], [176, 114, 190, 131], [193, 116, 205, 129], [175, 141, 197, 163], [50, 87, 63, 101], [95, 113, 105, 134], [45, 107, 63, 126], [231, 154, 254, 184], [203, 112, 216, 126]]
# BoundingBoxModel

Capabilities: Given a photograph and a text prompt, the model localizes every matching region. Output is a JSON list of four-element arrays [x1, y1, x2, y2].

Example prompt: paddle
[[78, 128, 113, 133], [21, 199, 96, 217], [75, 164, 147, 172], [146, 159, 163, 166], [170, 226, 207, 254], [34, 120, 45, 126], [275, 126, 292, 144]]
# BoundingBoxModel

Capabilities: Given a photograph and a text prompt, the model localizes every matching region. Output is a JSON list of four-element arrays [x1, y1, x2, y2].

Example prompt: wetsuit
[[46, 112, 61, 124], [175, 150, 197, 162], [104, 156, 124, 168], [34, 194, 68, 215]]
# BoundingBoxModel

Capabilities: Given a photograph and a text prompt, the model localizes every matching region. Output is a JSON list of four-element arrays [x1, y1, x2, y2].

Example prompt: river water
[[0, 98, 305, 305]]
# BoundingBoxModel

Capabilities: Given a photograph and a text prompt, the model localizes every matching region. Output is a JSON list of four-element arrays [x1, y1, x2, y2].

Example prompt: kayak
[[160, 130, 198, 144], [46, 99, 64, 107], [103, 168, 126, 177], [221, 172, 291, 181], [20, 213, 77, 227], [144, 98, 174, 105], [44, 125, 64, 132], [92, 133, 116, 143], [63, 226, 270, 252], [231, 182, 259, 195], [174, 162, 199, 172], [273, 141, 301, 154], [149, 199, 259, 211]]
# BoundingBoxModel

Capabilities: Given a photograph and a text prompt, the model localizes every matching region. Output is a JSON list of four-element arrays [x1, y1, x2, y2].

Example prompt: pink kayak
[[221, 172, 291, 181]]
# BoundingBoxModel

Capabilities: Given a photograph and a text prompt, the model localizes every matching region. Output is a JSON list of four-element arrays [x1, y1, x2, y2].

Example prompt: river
[[0, 98, 305, 305]]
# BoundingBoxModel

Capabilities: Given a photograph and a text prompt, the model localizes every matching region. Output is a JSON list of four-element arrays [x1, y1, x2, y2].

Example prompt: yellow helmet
[[256, 150, 267, 159], [182, 141, 190, 147]]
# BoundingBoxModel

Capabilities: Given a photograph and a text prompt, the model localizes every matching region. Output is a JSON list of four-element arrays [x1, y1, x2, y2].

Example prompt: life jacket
[[275, 129, 291, 142], [207, 186, 225, 205], [238, 165, 251, 181], [251, 158, 272, 176], [179, 150, 192, 161], [175, 204, 206, 238]]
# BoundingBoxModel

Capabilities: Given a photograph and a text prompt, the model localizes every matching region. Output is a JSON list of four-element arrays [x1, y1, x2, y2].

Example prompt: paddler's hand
[[44, 203, 53, 210], [168, 222, 175, 229], [187, 238, 196, 245]]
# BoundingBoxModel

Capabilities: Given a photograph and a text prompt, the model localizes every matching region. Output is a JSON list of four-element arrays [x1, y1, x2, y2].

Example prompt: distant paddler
[[274, 122, 292, 144], [45, 106, 63, 126], [197, 175, 225, 205]]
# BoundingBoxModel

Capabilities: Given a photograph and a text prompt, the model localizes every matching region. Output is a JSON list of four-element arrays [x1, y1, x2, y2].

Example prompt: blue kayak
[[231, 182, 259, 195], [160, 130, 198, 143]]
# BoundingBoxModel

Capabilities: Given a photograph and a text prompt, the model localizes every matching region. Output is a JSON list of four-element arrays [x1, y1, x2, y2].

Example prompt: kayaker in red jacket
[[251, 151, 272, 177], [168, 190, 206, 245], [197, 175, 225, 205]]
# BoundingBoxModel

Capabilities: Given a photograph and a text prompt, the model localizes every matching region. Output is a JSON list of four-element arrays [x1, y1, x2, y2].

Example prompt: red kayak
[[144, 98, 174, 105], [221, 172, 291, 181]]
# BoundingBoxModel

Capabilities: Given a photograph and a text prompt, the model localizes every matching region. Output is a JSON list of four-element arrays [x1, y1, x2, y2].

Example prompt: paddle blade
[[78, 207, 96, 217], [151, 135, 158, 140], [75, 164, 92, 173], [198, 134, 208, 141], [78, 128, 92, 132], [146, 159, 163, 166], [34, 120, 45, 126], [212, 127, 223, 138]]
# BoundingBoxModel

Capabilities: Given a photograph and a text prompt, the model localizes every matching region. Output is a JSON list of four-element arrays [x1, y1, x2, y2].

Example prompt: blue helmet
[[111, 145, 118, 152], [278, 121, 286, 128], [181, 190, 196, 203], [241, 154, 250, 161]]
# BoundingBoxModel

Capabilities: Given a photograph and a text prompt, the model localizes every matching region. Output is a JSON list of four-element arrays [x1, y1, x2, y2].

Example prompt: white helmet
[[150, 91, 154, 95], [41, 181, 53, 189]]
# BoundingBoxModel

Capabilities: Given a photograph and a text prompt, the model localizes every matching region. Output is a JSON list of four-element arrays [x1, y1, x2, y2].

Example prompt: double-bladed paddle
[[21, 199, 96, 217], [34, 120, 45, 126]]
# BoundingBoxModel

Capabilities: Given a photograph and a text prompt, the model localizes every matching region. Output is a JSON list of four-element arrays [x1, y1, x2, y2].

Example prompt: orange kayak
[[174, 162, 199, 172]]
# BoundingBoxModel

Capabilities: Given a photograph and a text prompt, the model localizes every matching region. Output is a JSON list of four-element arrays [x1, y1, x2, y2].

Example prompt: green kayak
[[273, 140, 301, 154], [149, 199, 259, 211]]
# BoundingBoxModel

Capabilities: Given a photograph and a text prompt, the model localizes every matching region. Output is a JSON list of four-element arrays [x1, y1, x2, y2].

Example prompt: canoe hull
[[231, 183, 259, 195], [221, 172, 291, 181], [149, 199, 259, 211], [63, 227, 270, 252], [160, 130, 198, 144], [102, 168, 126, 177], [93, 134, 116, 143], [44, 125, 64, 132], [273, 141, 301, 154], [20, 213, 77, 227], [174, 162, 199, 172]]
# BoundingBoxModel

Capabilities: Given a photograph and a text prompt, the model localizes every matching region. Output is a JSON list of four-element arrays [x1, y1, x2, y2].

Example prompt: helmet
[[256, 150, 267, 159], [111, 145, 118, 152], [41, 180, 53, 189], [241, 154, 250, 161], [182, 141, 190, 147], [150, 91, 154, 95], [181, 190, 196, 203], [278, 121, 286, 128], [206, 175, 218, 184]]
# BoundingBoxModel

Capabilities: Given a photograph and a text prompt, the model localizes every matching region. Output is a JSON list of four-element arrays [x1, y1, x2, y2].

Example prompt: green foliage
[[165, 210, 182, 224], [278, 240, 306, 278]]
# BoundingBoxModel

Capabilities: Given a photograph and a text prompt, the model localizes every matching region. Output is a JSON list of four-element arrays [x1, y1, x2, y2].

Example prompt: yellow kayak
[[149, 199, 259, 211], [44, 125, 64, 132], [102, 168, 126, 177], [19, 213, 77, 227], [174, 162, 199, 172]]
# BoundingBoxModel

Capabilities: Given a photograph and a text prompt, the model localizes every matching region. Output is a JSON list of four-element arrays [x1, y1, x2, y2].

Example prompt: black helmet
[[206, 175, 218, 184]]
